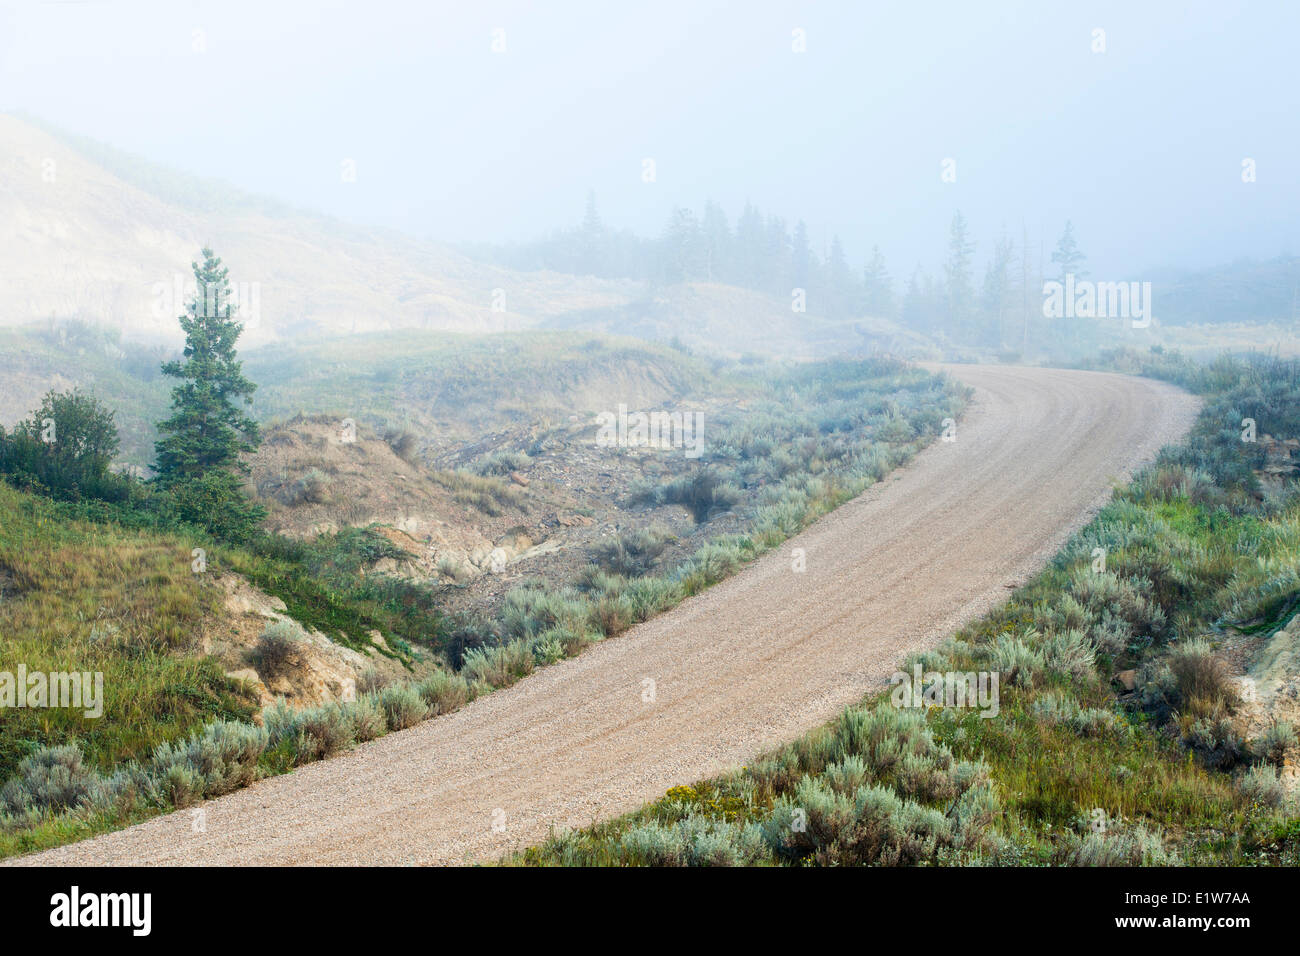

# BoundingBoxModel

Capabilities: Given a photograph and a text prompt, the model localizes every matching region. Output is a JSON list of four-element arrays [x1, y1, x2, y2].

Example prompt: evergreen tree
[[1050, 221, 1088, 351], [154, 248, 264, 538], [763, 215, 792, 297], [658, 207, 704, 284], [981, 233, 1015, 346], [791, 219, 814, 292], [700, 200, 732, 282], [1051, 220, 1087, 282], [944, 211, 976, 331], [577, 190, 606, 276], [862, 246, 893, 317], [826, 235, 854, 317], [1019, 223, 1034, 355], [902, 266, 929, 331], [733, 202, 766, 289]]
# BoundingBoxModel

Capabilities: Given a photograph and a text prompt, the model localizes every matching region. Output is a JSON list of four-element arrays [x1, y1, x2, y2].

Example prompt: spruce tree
[[827, 235, 853, 318], [1051, 220, 1087, 282], [154, 248, 264, 538], [981, 234, 1016, 346], [943, 211, 976, 332], [862, 246, 893, 317], [699, 200, 732, 282]]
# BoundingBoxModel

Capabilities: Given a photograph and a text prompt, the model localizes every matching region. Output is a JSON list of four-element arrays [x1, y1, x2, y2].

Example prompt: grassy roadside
[[507, 350, 1300, 866], [0, 356, 966, 859]]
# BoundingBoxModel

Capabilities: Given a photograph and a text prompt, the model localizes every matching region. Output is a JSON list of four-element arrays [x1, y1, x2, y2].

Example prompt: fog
[[4, 0, 1296, 279]]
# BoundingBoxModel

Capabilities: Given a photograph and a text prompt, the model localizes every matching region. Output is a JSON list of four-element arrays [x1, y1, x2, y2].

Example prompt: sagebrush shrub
[[377, 685, 427, 731], [0, 745, 98, 815], [1166, 639, 1239, 715], [1182, 715, 1246, 770], [594, 526, 674, 577], [618, 815, 769, 866], [1039, 629, 1098, 683], [416, 671, 472, 715], [989, 633, 1043, 687], [285, 702, 358, 763], [148, 719, 268, 801], [462, 638, 535, 687], [250, 620, 305, 677], [349, 695, 388, 742], [1236, 765, 1287, 809], [471, 449, 530, 476], [1063, 824, 1177, 866], [764, 778, 959, 866], [1250, 721, 1297, 767]]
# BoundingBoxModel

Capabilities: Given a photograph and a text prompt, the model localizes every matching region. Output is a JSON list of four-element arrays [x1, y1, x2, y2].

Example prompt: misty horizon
[[4, 0, 1297, 282]]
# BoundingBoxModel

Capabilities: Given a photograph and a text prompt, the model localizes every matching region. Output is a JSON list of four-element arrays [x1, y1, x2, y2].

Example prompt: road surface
[[17, 364, 1198, 865]]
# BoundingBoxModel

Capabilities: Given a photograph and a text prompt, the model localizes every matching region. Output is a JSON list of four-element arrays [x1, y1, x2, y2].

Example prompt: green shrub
[[148, 719, 268, 800], [264, 699, 357, 764], [249, 620, 305, 677], [0, 388, 126, 503], [472, 449, 531, 476], [462, 639, 535, 687], [594, 526, 674, 577], [1039, 630, 1097, 683], [617, 815, 770, 866], [349, 695, 388, 742], [1237, 765, 1287, 809], [989, 633, 1043, 687], [416, 671, 472, 715], [1251, 721, 1298, 767], [377, 685, 428, 731], [1063, 824, 1177, 866], [0, 745, 98, 816], [1182, 716, 1246, 770]]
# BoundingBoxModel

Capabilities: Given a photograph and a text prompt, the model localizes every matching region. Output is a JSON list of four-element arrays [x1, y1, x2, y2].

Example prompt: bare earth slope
[[18, 365, 1199, 866]]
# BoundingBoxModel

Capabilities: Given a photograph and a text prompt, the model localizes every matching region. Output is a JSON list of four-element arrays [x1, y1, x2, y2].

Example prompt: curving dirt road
[[18, 365, 1199, 866]]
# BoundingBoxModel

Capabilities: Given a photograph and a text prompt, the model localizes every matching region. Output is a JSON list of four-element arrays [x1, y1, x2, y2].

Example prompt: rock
[[220, 575, 288, 616], [509, 471, 530, 487], [226, 667, 262, 685], [1116, 669, 1137, 691]]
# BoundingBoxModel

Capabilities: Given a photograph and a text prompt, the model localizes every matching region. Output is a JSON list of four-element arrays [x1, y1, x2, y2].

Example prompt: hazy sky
[[3, 0, 1297, 279]]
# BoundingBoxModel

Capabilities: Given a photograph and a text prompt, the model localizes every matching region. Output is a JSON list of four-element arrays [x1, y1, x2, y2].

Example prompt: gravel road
[[16, 364, 1199, 866]]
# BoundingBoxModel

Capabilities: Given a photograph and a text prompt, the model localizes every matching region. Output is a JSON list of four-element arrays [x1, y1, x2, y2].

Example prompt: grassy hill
[[0, 483, 256, 783]]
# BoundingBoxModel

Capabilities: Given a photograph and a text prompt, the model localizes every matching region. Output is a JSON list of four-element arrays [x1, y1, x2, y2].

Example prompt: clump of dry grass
[[431, 469, 526, 516], [384, 428, 421, 465]]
